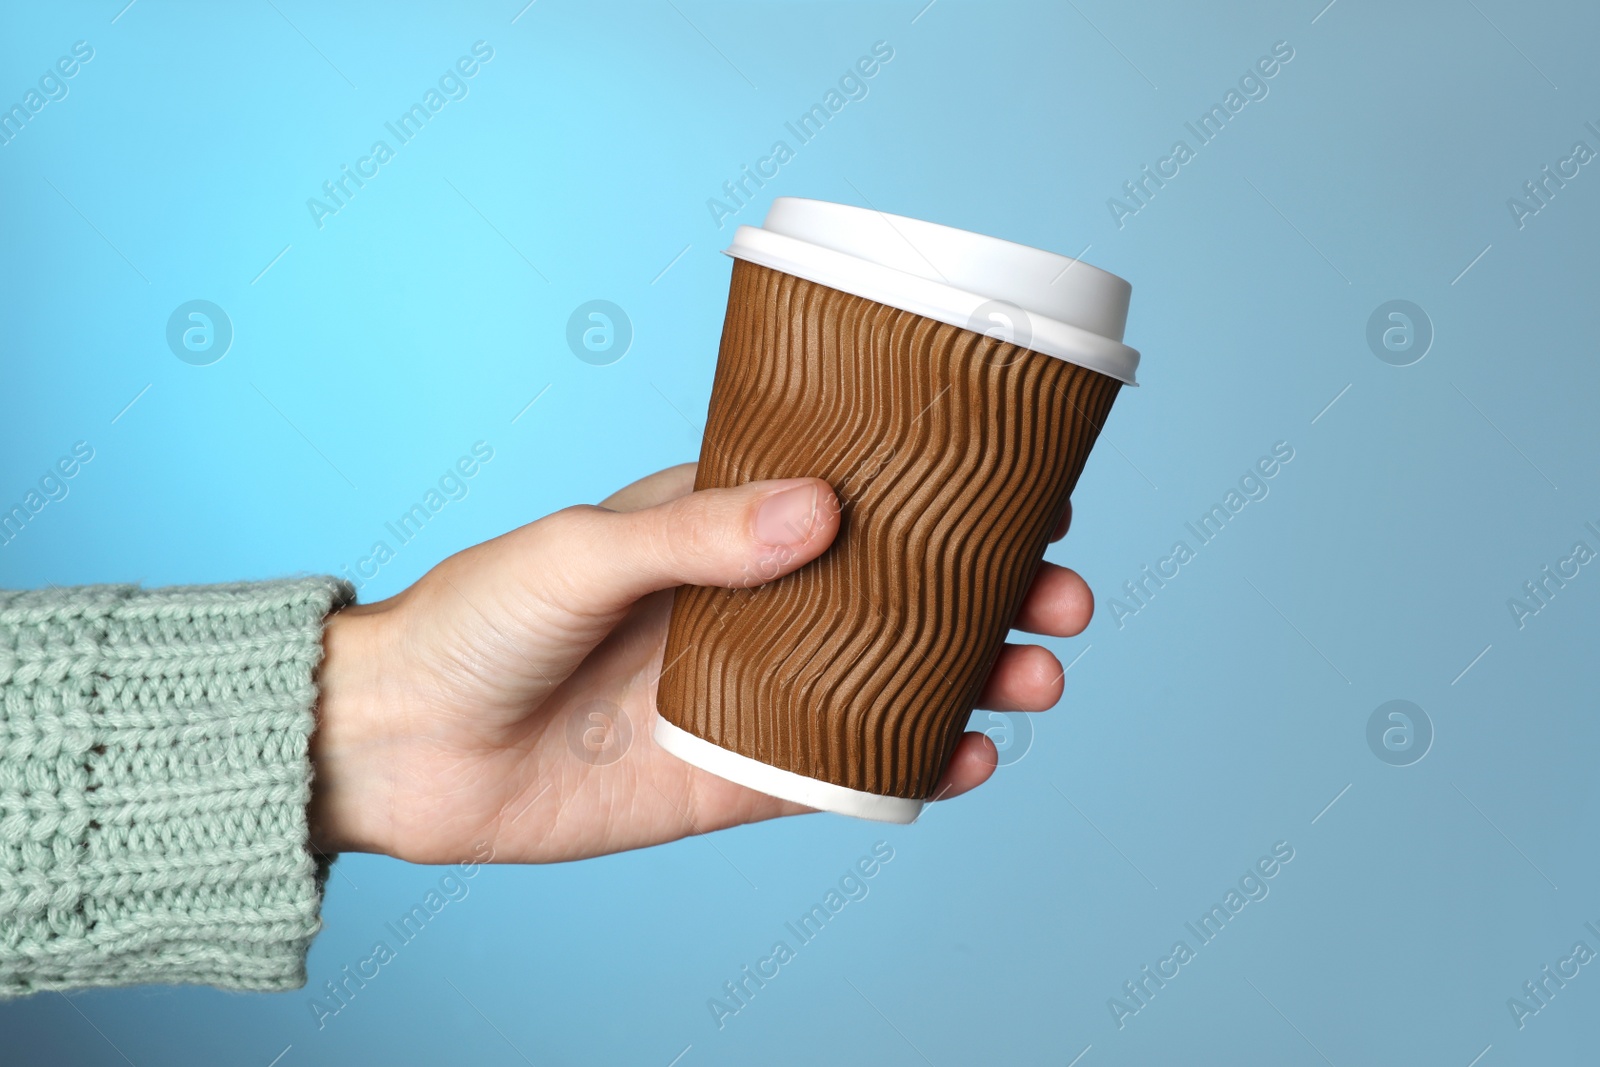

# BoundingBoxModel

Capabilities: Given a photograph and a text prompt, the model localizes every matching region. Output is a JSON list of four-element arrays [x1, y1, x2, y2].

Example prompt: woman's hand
[[308, 464, 1093, 865]]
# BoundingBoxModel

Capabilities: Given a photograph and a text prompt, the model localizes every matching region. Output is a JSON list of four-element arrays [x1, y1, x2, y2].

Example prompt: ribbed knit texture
[[0, 576, 354, 996]]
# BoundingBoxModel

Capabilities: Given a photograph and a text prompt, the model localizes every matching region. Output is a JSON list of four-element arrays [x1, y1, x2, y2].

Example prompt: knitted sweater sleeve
[[0, 575, 355, 996]]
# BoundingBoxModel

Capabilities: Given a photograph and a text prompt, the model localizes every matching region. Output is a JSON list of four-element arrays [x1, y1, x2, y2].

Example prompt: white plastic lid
[[724, 197, 1140, 385]]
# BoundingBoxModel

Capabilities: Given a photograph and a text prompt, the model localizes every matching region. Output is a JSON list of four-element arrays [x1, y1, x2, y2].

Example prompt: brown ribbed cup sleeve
[[658, 262, 1120, 799]]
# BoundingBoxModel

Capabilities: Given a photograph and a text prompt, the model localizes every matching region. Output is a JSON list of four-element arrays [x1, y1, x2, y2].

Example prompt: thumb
[[522, 477, 840, 619]]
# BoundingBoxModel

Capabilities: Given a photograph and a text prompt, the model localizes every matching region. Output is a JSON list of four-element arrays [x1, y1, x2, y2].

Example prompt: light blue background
[[3, 1, 1598, 1063]]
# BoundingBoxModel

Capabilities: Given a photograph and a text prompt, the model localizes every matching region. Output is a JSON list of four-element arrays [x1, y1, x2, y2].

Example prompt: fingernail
[[754, 484, 819, 546]]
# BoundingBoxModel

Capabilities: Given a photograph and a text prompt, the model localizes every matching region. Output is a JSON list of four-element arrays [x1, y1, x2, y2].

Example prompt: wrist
[[309, 597, 401, 856]]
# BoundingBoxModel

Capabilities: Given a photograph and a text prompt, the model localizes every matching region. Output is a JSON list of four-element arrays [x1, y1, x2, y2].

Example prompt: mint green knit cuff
[[0, 575, 355, 996]]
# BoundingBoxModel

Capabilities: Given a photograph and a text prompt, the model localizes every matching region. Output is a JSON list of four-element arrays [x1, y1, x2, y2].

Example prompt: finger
[[522, 477, 840, 620], [974, 643, 1064, 711], [1011, 562, 1094, 637], [600, 463, 698, 512], [1049, 501, 1073, 543], [927, 732, 999, 801]]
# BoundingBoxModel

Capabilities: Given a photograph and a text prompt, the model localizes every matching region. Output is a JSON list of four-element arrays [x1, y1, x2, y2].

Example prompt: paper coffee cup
[[654, 197, 1140, 822]]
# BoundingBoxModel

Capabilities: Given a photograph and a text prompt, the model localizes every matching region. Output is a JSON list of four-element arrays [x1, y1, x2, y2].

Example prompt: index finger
[[600, 462, 699, 512]]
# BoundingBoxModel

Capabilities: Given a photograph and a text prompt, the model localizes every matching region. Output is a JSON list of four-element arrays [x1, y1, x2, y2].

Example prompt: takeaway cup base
[[653, 717, 924, 824], [654, 197, 1141, 818]]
